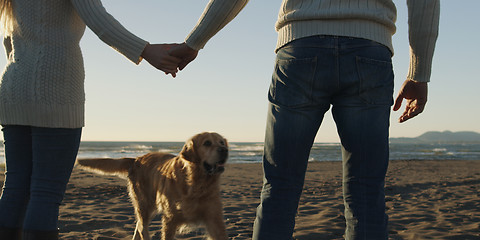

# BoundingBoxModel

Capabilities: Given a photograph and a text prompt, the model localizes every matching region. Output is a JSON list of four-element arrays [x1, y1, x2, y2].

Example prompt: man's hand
[[169, 43, 199, 70], [393, 79, 428, 123], [141, 43, 182, 77]]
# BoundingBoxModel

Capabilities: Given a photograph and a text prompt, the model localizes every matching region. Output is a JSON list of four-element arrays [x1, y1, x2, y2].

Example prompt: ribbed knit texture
[[275, 0, 397, 54], [0, 0, 149, 128], [185, 0, 249, 50], [185, 0, 439, 82], [406, 0, 440, 83]]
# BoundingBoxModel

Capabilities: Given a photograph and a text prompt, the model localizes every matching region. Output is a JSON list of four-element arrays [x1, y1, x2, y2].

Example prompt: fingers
[[141, 43, 185, 77], [164, 71, 177, 78], [153, 64, 178, 78], [178, 58, 194, 71], [169, 43, 198, 71], [393, 93, 404, 112], [139, 42, 200, 77], [141, 42, 199, 77], [178, 61, 188, 71], [393, 79, 428, 123], [161, 55, 182, 72], [398, 99, 426, 123], [161, 68, 178, 78]]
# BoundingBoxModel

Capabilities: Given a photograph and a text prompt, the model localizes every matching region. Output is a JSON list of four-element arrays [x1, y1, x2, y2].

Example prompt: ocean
[[1, 141, 479, 164]]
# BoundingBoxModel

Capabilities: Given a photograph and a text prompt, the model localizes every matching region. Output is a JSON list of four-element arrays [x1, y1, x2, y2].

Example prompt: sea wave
[[1, 142, 479, 164]]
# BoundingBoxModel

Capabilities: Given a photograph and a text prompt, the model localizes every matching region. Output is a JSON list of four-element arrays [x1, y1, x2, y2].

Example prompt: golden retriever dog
[[77, 132, 229, 240]]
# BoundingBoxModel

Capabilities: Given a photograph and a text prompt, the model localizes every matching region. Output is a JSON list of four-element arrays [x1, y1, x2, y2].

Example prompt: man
[[171, 0, 440, 239]]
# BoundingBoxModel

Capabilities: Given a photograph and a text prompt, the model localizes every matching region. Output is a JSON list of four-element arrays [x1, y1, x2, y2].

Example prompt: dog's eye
[[219, 140, 225, 146], [203, 140, 212, 146]]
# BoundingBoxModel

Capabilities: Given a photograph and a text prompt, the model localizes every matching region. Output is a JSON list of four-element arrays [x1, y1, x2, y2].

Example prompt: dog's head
[[180, 132, 228, 175]]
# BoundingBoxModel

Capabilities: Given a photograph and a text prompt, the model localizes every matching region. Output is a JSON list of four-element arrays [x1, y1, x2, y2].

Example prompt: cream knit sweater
[[185, 0, 439, 83], [0, 0, 148, 128]]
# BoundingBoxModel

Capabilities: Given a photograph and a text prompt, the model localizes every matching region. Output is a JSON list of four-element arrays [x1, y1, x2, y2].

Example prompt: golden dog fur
[[77, 132, 229, 240]]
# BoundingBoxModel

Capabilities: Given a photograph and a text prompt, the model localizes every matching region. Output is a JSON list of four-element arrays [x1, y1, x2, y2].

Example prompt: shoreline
[[2, 158, 480, 166], [1, 160, 479, 239]]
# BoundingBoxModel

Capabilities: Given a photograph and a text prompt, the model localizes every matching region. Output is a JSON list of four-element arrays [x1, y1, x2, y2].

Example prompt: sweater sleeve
[[70, 0, 148, 64], [406, 0, 440, 82], [185, 0, 249, 50]]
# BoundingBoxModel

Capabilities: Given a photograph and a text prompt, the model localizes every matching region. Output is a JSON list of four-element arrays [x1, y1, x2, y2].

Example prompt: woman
[[0, 0, 180, 239]]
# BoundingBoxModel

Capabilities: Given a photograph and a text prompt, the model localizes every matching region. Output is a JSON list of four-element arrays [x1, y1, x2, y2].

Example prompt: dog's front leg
[[204, 208, 228, 240], [161, 215, 180, 240], [133, 220, 151, 240]]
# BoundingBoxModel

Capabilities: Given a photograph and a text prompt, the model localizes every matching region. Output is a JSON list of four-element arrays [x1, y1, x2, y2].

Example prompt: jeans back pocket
[[356, 56, 394, 106], [269, 56, 317, 108]]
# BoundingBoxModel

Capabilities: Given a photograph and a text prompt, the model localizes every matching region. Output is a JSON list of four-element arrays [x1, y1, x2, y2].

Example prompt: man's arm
[[170, 0, 249, 70], [393, 0, 440, 122]]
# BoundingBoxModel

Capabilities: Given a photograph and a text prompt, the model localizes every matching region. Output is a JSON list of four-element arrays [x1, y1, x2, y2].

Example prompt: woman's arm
[[70, 0, 181, 75], [70, 0, 148, 64]]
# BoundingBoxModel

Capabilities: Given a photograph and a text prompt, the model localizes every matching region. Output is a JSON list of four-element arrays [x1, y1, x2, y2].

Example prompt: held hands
[[142, 43, 198, 78], [393, 79, 428, 123], [169, 43, 198, 71], [141, 43, 182, 77]]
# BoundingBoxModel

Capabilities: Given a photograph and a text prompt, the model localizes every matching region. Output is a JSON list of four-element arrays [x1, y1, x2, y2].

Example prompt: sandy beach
[[1, 160, 479, 240]]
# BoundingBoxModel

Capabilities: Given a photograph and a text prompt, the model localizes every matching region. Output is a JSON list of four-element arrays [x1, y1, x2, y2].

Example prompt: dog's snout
[[217, 146, 228, 153], [218, 158, 227, 165]]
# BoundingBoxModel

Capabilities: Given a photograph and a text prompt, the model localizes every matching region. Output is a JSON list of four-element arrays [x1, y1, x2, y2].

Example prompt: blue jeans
[[0, 125, 82, 231], [252, 36, 393, 240]]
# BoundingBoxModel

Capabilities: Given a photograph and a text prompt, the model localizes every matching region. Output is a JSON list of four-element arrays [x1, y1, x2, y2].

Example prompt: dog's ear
[[180, 140, 198, 162], [223, 138, 229, 148]]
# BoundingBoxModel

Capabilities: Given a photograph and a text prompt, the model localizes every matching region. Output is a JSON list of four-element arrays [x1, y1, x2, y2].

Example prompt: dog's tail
[[76, 158, 135, 178]]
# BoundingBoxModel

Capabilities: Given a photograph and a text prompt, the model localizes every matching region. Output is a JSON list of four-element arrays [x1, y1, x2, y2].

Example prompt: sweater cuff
[[406, 48, 433, 83], [185, 38, 205, 51], [114, 38, 149, 65]]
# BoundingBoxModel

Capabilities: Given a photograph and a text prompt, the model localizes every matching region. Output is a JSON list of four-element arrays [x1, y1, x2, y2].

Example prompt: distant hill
[[390, 131, 480, 143]]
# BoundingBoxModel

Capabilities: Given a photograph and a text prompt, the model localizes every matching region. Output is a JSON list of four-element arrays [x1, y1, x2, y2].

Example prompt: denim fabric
[[252, 36, 393, 240], [0, 125, 82, 231]]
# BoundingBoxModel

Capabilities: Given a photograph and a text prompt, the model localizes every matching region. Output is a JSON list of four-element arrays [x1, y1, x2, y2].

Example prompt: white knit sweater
[[185, 0, 439, 83], [0, 0, 148, 128]]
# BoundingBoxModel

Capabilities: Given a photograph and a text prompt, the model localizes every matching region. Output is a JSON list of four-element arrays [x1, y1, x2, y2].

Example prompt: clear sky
[[1, 1, 478, 142]]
